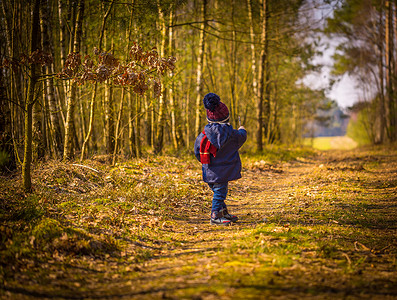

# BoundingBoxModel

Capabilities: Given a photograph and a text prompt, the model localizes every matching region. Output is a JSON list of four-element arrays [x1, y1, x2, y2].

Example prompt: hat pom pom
[[203, 93, 220, 112]]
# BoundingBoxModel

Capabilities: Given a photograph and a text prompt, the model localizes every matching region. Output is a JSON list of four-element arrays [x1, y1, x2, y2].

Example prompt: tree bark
[[154, 0, 167, 154], [41, 0, 63, 157], [105, 78, 115, 154], [386, 0, 396, 141], [80, 0, 114, 160], [112, 88, 124, 165], [376, 6, 386, 144], [194, 0, 207, 137], [247, 0, 258, 100], [257, 0, 269, 152], [63, 0, 84, 160], [22, 0, 41, 192], [169, 5, 178, 149]]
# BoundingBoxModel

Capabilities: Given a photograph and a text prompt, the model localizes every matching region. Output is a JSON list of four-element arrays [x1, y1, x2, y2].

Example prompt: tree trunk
[[22, 0, 41, 192], [386, 0, 396, 141], [376, 7, 386, 144], [63, 0, 84, 160], [80, 85, 96, 161], [80, 0, 114, 160], [257, 0, 269, 152], [112, 88, 125, 165], [58, 0, 67, 68], [128, 90, 135, 156], [247, 0, 258, 100], [0, 50, 16, 172], [41, 0, 63, 157], [105, 79, 115, 154], [229, 0, 238, 126], [194, 0, 207, 137], [168, 5, 178, 149], [134, 94, 141, 158], [32, 89, 45, 161], [154, 0, 167, 154]]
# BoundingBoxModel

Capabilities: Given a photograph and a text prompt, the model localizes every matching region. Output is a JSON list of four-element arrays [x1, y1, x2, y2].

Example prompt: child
[[194, 93, 247, 225]]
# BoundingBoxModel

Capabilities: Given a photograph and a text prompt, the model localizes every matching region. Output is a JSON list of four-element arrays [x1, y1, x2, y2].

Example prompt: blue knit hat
[[203, 93, 229, 123]]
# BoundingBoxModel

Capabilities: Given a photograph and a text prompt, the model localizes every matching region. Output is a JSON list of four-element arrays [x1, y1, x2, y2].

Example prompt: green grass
[[304, 136, 358, 150]]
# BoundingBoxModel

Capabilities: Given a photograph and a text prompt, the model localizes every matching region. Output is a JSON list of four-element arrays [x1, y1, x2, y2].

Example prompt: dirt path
[[2, 149, 397, 299]]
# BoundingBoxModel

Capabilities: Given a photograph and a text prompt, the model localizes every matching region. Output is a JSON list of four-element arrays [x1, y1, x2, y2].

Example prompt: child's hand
[[238, 126, 246, 130]]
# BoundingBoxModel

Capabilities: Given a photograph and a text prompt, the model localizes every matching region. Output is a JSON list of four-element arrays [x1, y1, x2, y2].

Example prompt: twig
[[354, 241, 370, 251], [72, 163, 100, 173], [342, 252, 351, 265]]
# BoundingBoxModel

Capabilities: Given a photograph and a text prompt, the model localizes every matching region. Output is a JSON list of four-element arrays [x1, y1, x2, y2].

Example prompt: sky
[[300, 0, 363, 109], [302, 36, 361, 109]]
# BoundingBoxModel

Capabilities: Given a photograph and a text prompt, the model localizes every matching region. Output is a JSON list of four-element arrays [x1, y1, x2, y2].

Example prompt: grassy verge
[[1, 147, 396, 298]]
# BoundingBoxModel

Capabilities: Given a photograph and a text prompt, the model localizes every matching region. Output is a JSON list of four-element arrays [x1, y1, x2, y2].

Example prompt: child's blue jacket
[[194, 123, 247, 183]]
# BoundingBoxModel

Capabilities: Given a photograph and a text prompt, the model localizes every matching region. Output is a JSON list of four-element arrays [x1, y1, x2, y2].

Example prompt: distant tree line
[[326, 0, 397, 144]]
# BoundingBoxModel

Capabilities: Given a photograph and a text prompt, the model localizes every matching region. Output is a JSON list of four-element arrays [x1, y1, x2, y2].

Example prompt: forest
[[1, 0, 397, 189], [1, 0, 397, 299]]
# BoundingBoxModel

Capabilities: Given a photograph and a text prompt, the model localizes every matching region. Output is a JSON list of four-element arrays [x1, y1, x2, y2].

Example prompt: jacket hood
[[204, 123, 233, 149]]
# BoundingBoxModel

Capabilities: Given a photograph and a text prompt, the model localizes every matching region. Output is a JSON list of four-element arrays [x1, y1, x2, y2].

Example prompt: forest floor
[[1, 146, 397, 299]]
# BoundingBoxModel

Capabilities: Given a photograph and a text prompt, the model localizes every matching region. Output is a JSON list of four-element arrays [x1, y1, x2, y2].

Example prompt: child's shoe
[[210, 211, 231, 225], [220, 208, 238, 222]]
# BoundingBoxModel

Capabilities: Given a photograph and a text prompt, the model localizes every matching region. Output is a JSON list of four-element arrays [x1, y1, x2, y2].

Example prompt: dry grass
[[1, 146, 396, 299]]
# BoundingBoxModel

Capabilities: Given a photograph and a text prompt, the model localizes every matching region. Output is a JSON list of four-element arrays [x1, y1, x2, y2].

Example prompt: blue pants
[[208, 182, 228, 212]]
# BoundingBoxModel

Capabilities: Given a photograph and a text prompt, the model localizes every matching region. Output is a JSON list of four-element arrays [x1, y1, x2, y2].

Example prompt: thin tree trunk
[[41, 0, 63, 157], [128, 90, 135, 156], [63, 0, 84, 160], [134, 94, 141, 158], [154, 0, 167, 154], [112, 88, 125, 165], [168, 5, 178, 149], [32, 86, 45, 161], [194, 0, 207, 137], [80, 85, 96, 161], [386, 0, 392, 141], [247, 0, 258, 100], [386, 0, 396, 141], [144, 95, 152, 147], [105, 78, 115, 154], [229, 0, 238, 126], [257, 0, 269, 152], [390, 0, 397, 141], [22, 0, 40, 192], [58, 0, 67, 68], [80, 0, 114, 160], [376, 7, 386, 144]]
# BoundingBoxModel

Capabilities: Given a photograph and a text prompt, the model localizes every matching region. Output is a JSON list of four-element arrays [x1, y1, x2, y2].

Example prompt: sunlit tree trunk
[[58, 0, 67, 68], [22, 0, 40, 192], [134, 94, 141, 157], [128, 90, 135, 156], [229, 0, 238, 126], [41, 0, 63, 158], [195, 0, 207, 137], [63, 0, 84, 160], [169, 5, 178, 149], [80, 0, 114, 161], [105, 78, 115, 154], [247, 0, 258, 105], [257, 0, 269, 152], [112, 88, 124, 165], [154, 0, 167, 154]]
